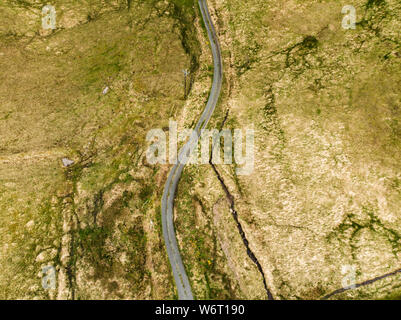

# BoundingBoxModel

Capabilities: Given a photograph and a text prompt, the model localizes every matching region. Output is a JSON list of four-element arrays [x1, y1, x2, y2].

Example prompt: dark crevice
[[208, 110, 274, 300], [170, 2, 200, 96], [209, 162, 274, 300], [59, 149, 97, 300]]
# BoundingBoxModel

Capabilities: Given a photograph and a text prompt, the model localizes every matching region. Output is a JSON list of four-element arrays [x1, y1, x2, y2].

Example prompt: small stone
[[26, 220, 35, 229], [35, 252, 46, 263], [62, 158, 74, 167]]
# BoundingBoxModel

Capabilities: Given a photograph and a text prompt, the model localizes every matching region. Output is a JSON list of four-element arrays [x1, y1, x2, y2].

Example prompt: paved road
[[161, 0, 223, 300]]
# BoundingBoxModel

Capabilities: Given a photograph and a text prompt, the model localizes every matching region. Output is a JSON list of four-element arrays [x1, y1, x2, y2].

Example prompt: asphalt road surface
[[161, 0, 223, 300]]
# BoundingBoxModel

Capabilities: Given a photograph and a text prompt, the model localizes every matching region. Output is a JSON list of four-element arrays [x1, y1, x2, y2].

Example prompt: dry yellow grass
[[174, 0, 401, 300]]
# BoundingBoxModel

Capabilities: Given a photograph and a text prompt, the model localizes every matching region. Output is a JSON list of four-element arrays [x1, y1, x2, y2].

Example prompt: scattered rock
[[35, 252, 46, 263], [62, 158, 74, 167], [4, 182, 16, 188], [26, 220, 35, 229]]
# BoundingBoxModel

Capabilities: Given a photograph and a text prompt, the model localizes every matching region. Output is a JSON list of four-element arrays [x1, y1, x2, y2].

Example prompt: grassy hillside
[[0, 0, 205, 299], [175, 0, 401, 299], [2, 0, 400, 301]]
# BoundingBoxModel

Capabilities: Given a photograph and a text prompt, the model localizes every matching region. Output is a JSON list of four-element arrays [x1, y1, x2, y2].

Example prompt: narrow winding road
[[161, 0, 223, 300]]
